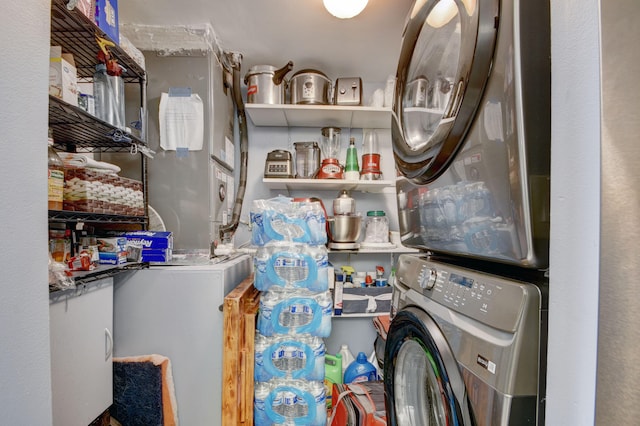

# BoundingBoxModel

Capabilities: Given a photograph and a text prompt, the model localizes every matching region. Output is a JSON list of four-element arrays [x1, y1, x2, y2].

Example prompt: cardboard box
[[123, 231, 173, 250], [76, 0, 95, 20], [95, 0, 119, 44], [119, 33, 146, 71], [97, 237, 127, 265], [98, 251, 127, 265], [141, 249, 172, 263], [333, 281, 344, 315], [49, 46, 78, 106], [341, 287, 392, 315]]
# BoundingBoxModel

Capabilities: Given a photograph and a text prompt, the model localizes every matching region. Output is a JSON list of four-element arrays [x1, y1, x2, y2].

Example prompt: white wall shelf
[[329, 247, 419, 254], [262, 177, 396, 193], [246, 104, 392, 128], [332, 312, 390, 318]]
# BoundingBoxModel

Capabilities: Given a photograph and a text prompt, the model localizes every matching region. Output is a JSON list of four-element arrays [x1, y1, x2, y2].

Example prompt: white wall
[[0, 0, 53, 424], [547, 0, 601, 424]]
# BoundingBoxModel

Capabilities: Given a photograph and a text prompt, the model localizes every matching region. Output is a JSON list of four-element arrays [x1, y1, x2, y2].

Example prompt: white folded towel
[[59, 153, 121, 174]]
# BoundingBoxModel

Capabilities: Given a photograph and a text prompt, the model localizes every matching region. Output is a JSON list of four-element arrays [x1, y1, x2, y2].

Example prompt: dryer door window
[[393, 0, 499, 183], [384, 307, 473, 425]]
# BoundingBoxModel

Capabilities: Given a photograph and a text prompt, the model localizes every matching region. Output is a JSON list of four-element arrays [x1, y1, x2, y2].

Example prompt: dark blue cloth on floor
[[112, 361, 164, 426]]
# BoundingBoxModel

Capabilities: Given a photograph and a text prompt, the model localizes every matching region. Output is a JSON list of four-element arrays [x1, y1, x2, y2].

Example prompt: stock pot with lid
[[289, 69, 332, 105], [244, 61, 293, 104]]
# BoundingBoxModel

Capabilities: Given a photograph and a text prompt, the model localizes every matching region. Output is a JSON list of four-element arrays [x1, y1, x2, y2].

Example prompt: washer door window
[[384, 307, 473, 425], [393, 0, 499, 183]]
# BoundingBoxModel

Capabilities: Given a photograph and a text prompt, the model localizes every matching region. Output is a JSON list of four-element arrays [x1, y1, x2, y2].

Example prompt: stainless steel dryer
[[386, 0, 550, 423], [392, 0, 551, 268], [384, 255, 547, 425]]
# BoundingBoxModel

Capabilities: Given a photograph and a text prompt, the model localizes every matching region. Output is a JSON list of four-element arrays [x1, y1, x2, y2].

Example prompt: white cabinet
[[112, 256, 253, 426], [49, 278, 114, 426]]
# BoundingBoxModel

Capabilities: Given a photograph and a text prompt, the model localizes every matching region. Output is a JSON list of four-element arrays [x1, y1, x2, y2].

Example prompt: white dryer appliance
[[384, 256, 547, 425], [386, 0, 550, 424]]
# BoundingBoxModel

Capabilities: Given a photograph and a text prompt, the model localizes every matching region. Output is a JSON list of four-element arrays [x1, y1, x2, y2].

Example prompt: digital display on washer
[[449, 273, 474, 288]]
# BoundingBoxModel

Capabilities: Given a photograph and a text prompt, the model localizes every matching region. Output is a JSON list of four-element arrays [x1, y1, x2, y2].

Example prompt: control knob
[[419, 268, 438, 290]]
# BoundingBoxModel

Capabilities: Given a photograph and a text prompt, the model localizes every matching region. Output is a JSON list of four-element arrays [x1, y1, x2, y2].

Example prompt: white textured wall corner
[[547, 0, 601, 424], [119, 22, 224, 56], [0, 0, 52, 423]]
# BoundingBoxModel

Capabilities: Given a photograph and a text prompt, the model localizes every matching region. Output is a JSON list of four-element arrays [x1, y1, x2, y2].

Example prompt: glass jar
[[47, 129, 64, 210], [363, 210, 389, 243], [361, 130, 381, 180]]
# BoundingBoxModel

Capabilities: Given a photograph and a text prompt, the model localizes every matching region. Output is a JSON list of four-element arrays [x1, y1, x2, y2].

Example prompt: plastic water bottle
[[93, 63, 113, 124], [47, 129, 64, 211], [93, 63, 125, 129], [257, 289, 332, 337], [253, 243, 329, 292], [254, 379, 326, 426], [110, 71, 126, 129], [251, 197, 327, 246], [343, 351, 377, 384], [337, 344, 355, 379], [254, 334, 326, 382]]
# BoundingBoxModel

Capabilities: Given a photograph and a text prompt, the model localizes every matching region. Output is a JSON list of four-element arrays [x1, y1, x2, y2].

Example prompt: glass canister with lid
[[363, 210, 389, 244]]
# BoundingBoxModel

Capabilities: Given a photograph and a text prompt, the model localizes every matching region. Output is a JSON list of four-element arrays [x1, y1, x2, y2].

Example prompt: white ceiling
[[118, 0, 415, 83]]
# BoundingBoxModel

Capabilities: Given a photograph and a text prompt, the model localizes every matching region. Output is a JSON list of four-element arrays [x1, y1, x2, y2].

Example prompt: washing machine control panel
[[397, 255, 532, 331]]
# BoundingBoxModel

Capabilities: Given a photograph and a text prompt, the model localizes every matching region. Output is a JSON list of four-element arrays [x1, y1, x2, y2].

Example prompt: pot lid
[[291, 68, 329, 79], [321, 126, 341, 136], [294, 141, 319, 148], [245, 64, 279, 76]]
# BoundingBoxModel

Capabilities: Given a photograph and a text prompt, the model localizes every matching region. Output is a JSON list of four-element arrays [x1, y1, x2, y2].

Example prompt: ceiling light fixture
[[426, 0, 459, 28], [323, 0, 369, 19]]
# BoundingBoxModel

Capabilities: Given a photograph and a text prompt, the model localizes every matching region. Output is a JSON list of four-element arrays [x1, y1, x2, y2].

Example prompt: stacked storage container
[[251, 197, 331, 426]]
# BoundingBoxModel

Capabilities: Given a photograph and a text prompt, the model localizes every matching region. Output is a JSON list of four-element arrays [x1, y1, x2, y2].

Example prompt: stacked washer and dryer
[[385, 0, 550, 425]]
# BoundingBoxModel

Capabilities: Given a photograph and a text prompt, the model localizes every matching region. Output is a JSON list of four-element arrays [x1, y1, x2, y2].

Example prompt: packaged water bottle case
[[252, 197, 331, 426], [253, 243, 329, 292]]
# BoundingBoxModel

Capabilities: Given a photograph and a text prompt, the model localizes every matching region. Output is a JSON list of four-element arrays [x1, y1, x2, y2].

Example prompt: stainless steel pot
[[289, 69, 332, 105], [244, 61, 293, 104]]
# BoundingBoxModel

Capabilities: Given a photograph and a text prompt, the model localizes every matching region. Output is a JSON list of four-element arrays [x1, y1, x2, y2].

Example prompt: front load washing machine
[[384, 255, 547, 425]]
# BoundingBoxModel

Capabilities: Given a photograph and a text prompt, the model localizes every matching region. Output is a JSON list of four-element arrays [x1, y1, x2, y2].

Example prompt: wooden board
[[222, 275, 260, 425]]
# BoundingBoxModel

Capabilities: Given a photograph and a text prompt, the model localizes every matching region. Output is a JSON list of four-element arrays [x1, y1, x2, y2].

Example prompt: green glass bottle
[[344, 137, 360, 181]]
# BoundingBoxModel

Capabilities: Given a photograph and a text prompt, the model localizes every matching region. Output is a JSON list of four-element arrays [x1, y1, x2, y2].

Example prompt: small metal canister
[[334, 77, 362, 106], [405, 76, 429, 108]]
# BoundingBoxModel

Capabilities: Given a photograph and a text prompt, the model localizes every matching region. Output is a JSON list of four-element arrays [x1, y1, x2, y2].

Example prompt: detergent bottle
[[324, 353, 343, 408], [343, 351, 377, 384], [337, 344, 355, 378]]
